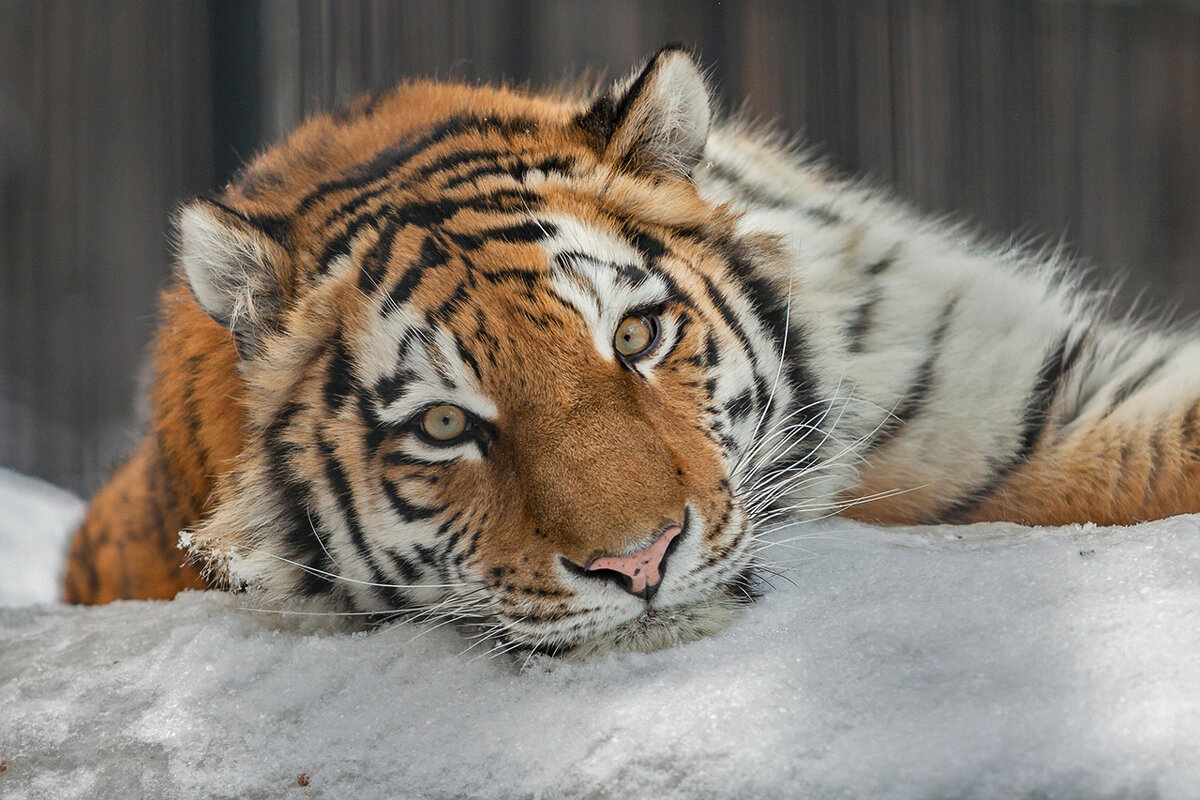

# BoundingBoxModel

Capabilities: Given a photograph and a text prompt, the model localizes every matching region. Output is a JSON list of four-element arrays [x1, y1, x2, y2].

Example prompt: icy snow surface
[[0, 468, 83, 606], [2, 470, 1199, 799]]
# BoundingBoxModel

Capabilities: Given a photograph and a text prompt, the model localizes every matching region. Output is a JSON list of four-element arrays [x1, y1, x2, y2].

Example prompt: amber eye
[[614, 315, 659, 359], [420, 404, 468, 443]]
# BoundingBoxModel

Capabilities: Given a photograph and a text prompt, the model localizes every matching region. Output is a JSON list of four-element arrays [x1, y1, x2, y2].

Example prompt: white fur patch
[[177, 204, 275, 334]]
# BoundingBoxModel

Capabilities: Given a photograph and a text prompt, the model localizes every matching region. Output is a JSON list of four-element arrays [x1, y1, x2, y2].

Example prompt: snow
[[2, 469, 1199, 799], [0, 468, 83, 606]]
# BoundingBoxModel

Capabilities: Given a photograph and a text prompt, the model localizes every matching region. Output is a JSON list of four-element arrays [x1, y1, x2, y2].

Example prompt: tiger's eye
[[421, 404, 467, 441], [614, 315, 656, 358]]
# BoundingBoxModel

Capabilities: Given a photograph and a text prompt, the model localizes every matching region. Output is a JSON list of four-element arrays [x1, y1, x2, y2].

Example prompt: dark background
[[2, 0, 1199, 495]]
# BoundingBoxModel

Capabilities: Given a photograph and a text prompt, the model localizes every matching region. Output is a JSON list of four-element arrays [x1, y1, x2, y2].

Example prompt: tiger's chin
[[564, 598, 743, 660], [556, 576, 756, 660]]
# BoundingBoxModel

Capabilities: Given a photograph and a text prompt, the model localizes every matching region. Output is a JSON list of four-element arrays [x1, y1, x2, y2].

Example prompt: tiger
[[63, 46, 1200, 657]]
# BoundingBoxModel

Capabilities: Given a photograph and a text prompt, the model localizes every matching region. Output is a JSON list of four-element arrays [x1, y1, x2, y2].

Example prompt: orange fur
[[64, 289, 244, 602], [845, 401, 1200, 527]]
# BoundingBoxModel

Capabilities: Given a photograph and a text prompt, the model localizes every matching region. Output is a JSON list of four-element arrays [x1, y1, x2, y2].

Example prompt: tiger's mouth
[[559, 573, 758, 659], [481, 512, 759, 660]]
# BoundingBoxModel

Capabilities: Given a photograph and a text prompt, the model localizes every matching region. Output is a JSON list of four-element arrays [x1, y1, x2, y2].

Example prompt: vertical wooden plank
[[0, 0, 214, 492], [835, 0, 895, 184], [4, 0, 1199, 491], [1162, 11, 1200, 302], [1031, 1, 1085, 250]]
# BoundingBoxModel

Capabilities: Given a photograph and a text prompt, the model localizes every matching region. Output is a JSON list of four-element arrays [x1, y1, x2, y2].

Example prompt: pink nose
[[587, 525, 682, 598]]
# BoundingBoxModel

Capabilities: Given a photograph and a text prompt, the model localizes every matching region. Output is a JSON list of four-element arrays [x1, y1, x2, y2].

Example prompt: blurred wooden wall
[[2, 0, 1199, 493]]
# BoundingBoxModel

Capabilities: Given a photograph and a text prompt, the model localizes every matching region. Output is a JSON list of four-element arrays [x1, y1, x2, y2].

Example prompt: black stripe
[[614, 225, 693, 308], [725, 389, 754, 422], [321, 189, 533, 275], [445, 219, 555, 251], [866, 298, 959, 452], [382, 476, 442, 522], [195, 196, 291, 247], [321, 183, 391, 235], [387, 235, 449, 308], [441, 155, 573, 191], [659, 309, 693, 364], [318, 208, 383, 272], [846, 288, 881, 354], [453, 336, 483, 382], [722, 238, 824, 436], [323, 334, 357, 411], [705, 160, 791, 209], [263, 401, 336, 597], [625, 228, 669, 262], [846, 254, 896, 352], [411, 148, 507, 181], [803, 204, 844, 226], [426, 281, 471, 324], [1108, 354, 1169, 412], [479, 266, 543, 286], [614, 262, 651, 286], [386, 549, 422, 583], [939, 332, 1080, 522], [441, 163, 512, 191], [325, 155, 569, 244], [317, 435, 408, 608], [725, 245, 787, 349], [358, 393, 389, 458], [383, 450, 436, 467], [374, 368, 419, 408], [394, 188, 527, 229], [698, 272, 760, 375], [296, 115, 539, 214], [703, 332, 720, 367], [866, 255, 895, 276], [412, 543, 440, 573], [355, 209, 402, 287]]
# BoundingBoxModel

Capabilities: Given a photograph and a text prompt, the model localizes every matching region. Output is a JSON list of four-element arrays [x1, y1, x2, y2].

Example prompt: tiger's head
[[181, 47, 812, 657]]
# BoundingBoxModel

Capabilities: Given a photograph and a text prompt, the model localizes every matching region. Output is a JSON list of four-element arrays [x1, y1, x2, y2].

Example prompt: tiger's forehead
[[346, 210, 680, 422]]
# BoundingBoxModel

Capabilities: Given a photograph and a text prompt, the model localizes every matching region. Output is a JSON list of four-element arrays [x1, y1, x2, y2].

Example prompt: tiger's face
[[182, 48, 803, 656]]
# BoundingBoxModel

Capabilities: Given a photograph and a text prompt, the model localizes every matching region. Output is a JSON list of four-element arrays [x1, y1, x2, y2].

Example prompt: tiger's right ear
[[576, 45, 712, 179], [177, 198, 289, 355]]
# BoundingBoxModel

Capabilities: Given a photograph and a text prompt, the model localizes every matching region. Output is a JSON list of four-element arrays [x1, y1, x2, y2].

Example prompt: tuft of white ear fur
[[581, 46, 712, 178], [177, 200, 286, 352]]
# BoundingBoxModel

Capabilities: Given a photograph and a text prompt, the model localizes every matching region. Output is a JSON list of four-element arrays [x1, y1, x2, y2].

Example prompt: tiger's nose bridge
[[511, 399, 687, 554]]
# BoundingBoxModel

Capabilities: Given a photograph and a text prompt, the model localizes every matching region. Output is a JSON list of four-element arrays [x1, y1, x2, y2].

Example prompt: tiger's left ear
[[576, 45, 712, 179], [177, 198, 290, 357]]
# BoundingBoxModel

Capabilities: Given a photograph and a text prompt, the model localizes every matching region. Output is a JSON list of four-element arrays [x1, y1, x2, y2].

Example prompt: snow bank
[[2, 469, 1199, 799], [0, 468, 83, 605]]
